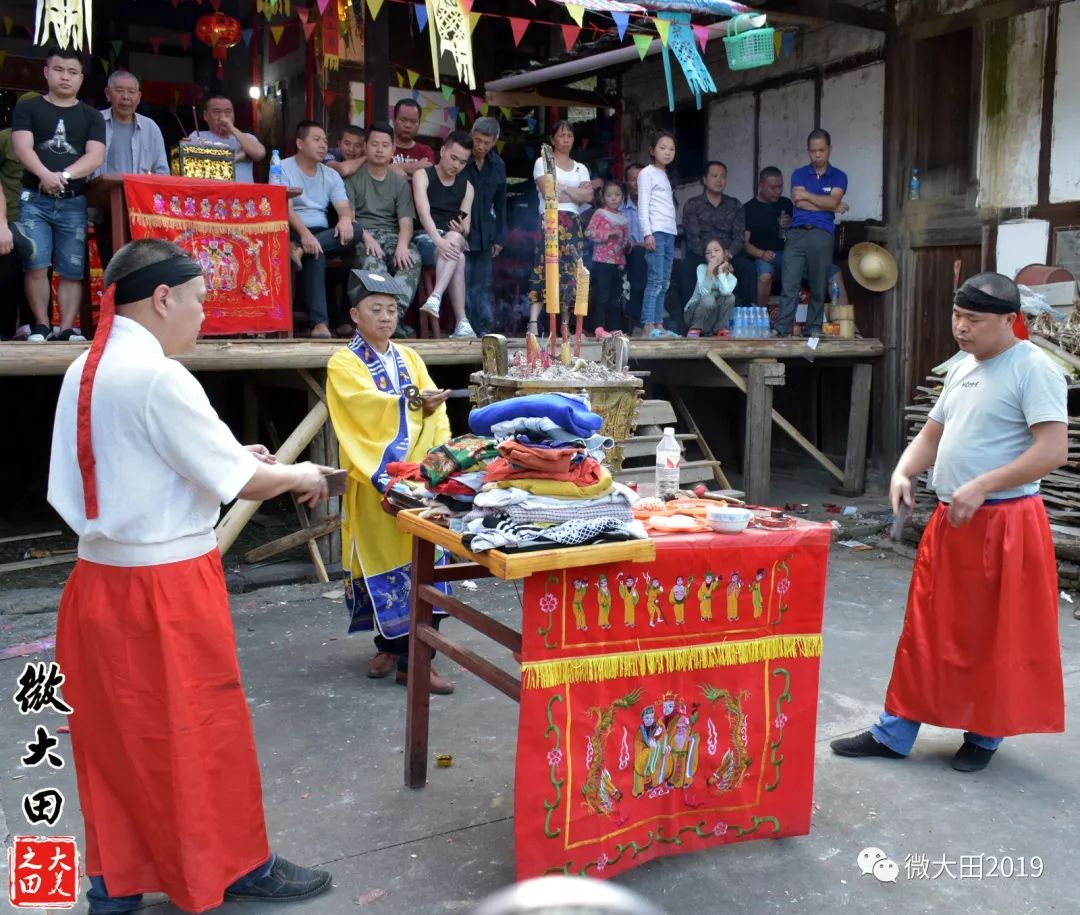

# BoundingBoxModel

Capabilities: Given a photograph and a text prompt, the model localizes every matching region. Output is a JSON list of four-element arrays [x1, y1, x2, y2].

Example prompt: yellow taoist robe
[[327, 336, 451, 637]]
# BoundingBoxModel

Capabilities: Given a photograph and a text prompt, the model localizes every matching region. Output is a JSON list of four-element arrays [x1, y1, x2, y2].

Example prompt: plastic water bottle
[[734, 308, 746, 338], [655, 427, 681, 498], [830, 276, 841, 308], [268, 149, 283, 185], [909, 168, 920, 201], [757, 307, 768, 337]]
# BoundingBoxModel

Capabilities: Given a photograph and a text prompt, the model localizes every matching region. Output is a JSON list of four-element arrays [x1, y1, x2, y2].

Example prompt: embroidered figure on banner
[[616, 572, 639, 628], [645, 574, 665, 626], [582, 689, 642, 819], [668, 574, 693, 625], [727, 571, 743, 621], [595, 574, 612, 629], [571, 577, 589, 631], [699, 684, 752, 794], [751, 568, 766, 619], [697, 571, 720, 621]]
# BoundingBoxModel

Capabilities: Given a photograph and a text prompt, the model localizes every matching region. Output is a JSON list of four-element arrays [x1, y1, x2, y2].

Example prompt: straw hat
[[849, 243, 898, 292]]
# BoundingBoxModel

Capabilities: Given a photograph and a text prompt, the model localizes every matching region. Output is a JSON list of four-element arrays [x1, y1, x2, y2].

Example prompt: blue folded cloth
[[469, 393, 603, 439]]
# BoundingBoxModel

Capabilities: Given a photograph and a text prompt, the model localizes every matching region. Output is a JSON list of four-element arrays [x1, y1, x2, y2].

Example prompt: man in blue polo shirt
[[774, 128, 848, 338]]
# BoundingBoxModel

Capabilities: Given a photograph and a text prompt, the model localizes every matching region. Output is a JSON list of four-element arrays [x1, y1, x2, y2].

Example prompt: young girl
[[684, 238, 737, 337], [638, 130, 679, 338], [584, 180, 630, 334]]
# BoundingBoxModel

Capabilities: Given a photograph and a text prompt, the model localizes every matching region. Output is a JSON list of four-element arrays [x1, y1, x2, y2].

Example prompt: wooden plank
[[0, 530, 62, 545], [405, 537, 436, 789], [635, 399, 678, 426], [707, 352, 845, 484], [216, 399, 329, 554], [0, 336, 885, 377], [433, 561, 490, 583], [395, 509, 654, 581], [0, 551, 77, 573], [743, 362, 775, 506], [617, 433, 697, 460], [1031, 335, 1080, 374], [615, 460, 722, 486], [418, 585, 522, 654], [242, 514, 342, 564], [670, 386, 731, 489], [839, 362, 873, 495], [416, 624, 521, 702]]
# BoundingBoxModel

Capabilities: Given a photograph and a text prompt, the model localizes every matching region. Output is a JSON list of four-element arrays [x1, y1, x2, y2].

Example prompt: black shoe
[[951, 741, 996, 772], [830, 730, 905, 759], [224, 855, 332, 903], [27, 324, 51, 343], [49, 328, 87, 342]]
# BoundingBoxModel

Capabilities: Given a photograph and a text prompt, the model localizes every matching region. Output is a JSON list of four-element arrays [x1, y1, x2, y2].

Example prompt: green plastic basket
[[723, 17, 775, 71]]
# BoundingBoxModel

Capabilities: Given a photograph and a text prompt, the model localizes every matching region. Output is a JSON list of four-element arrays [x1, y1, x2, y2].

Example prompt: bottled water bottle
[[830, 276, 841, 307], [757, 307, 767, 337], [655, 427, 681, 498], [268, 149, 284, 185], [909, 168, 920, 201]]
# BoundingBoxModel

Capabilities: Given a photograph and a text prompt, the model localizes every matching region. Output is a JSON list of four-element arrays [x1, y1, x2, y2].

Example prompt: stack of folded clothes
[[383, 433, 499, 513], [462, 392, 645, 552]]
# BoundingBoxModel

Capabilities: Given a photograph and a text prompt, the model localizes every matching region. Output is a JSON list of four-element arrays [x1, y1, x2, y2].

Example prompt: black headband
[[954, 286, 1019, 315], [113, 256, 205, 306]]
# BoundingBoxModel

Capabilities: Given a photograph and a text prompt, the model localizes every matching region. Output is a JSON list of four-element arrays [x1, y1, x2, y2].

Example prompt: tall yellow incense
[[573, 259, 589, 358], [541, 144, 560, 355]]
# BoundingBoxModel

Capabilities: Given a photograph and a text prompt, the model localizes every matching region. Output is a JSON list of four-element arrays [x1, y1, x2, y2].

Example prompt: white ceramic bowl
[[706, 507, 752, 534]]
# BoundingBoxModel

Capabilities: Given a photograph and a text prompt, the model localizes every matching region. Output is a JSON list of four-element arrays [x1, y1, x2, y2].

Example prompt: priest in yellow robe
[[327, 270, 454, 693]]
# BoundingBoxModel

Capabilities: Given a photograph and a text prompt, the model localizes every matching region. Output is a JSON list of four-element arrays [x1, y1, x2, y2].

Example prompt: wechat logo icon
[[858, 846, 900, 883]]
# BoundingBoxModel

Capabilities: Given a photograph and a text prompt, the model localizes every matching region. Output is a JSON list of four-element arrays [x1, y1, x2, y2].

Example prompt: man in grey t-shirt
[[833, 272, 1067, 773], [344, 122, 420, 338]]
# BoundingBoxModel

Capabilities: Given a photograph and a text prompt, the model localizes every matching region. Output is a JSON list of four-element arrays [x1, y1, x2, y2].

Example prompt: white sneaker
[[450, 319, 476, 338], [420, 293, 442, 319]]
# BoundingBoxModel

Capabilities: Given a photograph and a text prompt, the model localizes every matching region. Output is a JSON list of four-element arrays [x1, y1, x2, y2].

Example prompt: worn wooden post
[[838, 362, 873, 495], [743, 360, 785, 506], [405, 536, 436, 789]]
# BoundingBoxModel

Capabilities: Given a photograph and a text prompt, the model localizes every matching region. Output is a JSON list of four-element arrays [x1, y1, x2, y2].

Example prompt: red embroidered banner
[[515, 524, 830, 880], [123, 174, 291, 336]]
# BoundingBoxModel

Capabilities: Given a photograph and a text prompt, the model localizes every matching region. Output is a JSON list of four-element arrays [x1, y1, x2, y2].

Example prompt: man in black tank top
[[412, 130, 476, 338]]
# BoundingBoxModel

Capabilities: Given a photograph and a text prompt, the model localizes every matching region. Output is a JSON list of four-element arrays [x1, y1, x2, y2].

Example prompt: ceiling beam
[[757, 0, 891, 31]]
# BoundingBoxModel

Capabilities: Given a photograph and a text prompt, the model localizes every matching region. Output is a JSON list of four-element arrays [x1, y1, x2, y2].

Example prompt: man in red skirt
[[832, 272, 1067, 772], [48, 238, 335, 912]]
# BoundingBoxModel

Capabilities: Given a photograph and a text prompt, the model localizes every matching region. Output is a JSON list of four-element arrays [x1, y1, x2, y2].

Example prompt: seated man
[[413, 130, 476, 339], [282, 120, 362, 338], [326, 270, 455, 693], [344, 122, 420, 338], [741, 166, 792, 307], [325, 124, 366, 179], [187, 93, 265, 182]]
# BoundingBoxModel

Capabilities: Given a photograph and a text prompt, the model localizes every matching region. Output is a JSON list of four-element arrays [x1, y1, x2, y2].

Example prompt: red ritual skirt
[[885, 496, 1065, 737], [56, 550, 269, 913]]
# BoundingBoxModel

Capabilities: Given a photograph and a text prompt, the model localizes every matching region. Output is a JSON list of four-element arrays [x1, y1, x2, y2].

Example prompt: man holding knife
[[327, 270, 456, 693]]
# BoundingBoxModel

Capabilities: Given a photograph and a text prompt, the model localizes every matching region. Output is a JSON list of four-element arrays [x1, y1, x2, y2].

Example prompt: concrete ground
[[0, 475, 1075, 914]]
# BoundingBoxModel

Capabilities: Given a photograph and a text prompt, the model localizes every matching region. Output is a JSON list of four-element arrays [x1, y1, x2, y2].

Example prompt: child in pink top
[[585, 181, 631, 333]]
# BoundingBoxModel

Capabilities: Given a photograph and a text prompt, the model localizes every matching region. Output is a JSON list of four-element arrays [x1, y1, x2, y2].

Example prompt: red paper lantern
[[196, 13, 243, 77]]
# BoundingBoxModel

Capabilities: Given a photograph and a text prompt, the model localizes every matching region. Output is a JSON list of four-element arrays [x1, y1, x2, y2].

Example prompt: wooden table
[[397, 509, 655, 789], [398, 508, 832, 881]]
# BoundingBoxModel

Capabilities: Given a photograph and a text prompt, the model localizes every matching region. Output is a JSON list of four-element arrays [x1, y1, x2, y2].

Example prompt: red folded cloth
[[386, 461, 422, 480], [496, 441, 584, 475], [484, 455, 604, 486]]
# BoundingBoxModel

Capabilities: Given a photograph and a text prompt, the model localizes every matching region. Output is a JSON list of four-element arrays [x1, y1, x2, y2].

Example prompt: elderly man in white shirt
[[48, 238, 335, 914]]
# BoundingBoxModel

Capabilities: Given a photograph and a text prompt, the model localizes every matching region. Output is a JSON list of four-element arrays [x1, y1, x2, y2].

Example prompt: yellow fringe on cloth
[[128, 213, 289, 235], [521, 634, 823, 690]]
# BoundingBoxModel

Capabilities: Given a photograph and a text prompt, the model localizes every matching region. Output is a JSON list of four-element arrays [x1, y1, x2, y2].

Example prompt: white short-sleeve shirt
[[48, 316, 259, 566], [533, 156, 591, 216]]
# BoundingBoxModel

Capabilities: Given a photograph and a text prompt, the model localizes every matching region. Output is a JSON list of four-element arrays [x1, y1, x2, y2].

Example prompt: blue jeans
[[642, 231, 675, 325], [13, 191, 88, 279], [293, 223, 361, 327], [87, 855, 275, 913], [465, 248, 494, 335], [870, 712, 1003, 756]]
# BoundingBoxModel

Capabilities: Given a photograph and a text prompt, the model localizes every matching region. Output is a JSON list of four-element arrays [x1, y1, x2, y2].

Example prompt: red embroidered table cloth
[[515, 522, 830, 879], [123, 174, 291, 336]]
